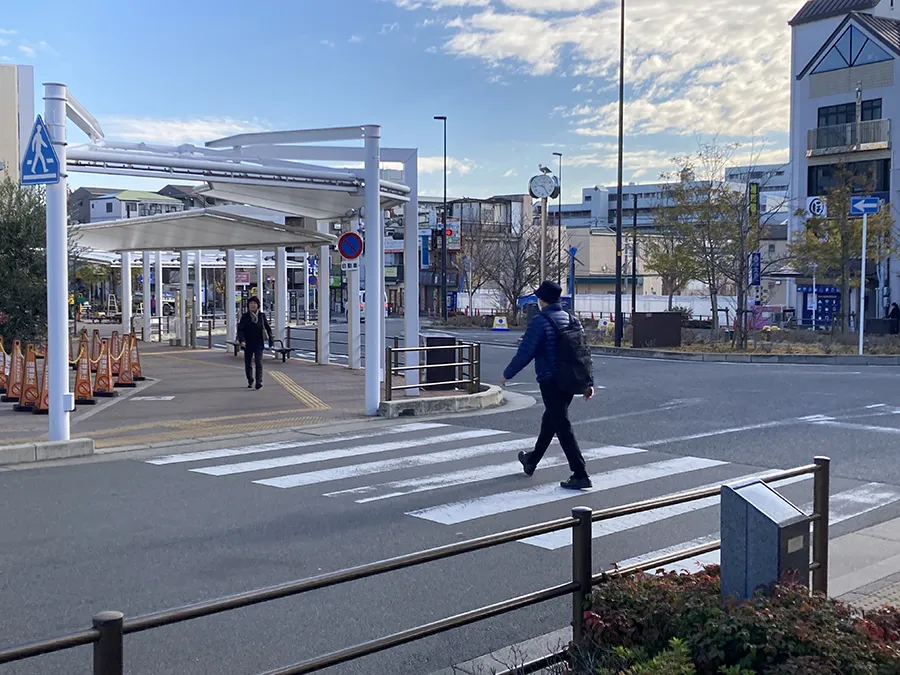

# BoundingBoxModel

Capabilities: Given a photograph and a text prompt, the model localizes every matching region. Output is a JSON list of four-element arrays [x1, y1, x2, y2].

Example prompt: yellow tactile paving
[[270, 371, 331, 411]]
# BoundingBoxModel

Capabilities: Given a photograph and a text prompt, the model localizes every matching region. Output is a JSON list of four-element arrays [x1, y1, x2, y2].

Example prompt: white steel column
[[256, 250, 264, 306], [142, 250, 152, 342], [348, 217, 362, 370], [226, 249, 237, 342], [364, 126, 383, 415], [318, 228, 331, 365], [121, 252, 133, 338], [44, 82, 72, 441], [275, 246, 288, 343], [179, 252, 188, 345], [303, 253, 311, 322], [154, 251, 163, 336], [403, 151, 420, 395], [193, 250, 201, 348]]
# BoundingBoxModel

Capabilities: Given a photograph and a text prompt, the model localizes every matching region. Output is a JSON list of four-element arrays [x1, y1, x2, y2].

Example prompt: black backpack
[[545, 312, 594, 395]]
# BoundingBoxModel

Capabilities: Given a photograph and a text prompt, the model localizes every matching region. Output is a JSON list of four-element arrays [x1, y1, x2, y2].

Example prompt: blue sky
[[2, 0, 797, 201]]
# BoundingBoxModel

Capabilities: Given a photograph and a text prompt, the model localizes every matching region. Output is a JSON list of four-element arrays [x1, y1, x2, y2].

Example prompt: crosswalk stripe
[[145, 422, 448, 466], [254, 436, 535, 489], [621, 482, 900, 574], [192, 429, 507, 477], [407, 456, 727, 525], [521, 473, 813, 550], [326, 445, 647, 503]]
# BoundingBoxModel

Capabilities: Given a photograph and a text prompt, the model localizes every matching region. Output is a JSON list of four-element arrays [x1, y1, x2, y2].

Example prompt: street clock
[[529, 173, 557, 199]]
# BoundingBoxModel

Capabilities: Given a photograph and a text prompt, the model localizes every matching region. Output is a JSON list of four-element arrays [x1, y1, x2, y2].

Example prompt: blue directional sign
[[21, 115, 60, 185], [569, 246, 578, 257], [851, 196, 881, 215], [749, 251, 761, 287]]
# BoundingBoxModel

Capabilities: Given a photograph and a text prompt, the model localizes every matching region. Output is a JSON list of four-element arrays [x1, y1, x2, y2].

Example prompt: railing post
[[812, 456, 830, 595], [92, 611, 124, 675], [468, 344, 476, 394], [207, 320, 213, 349], [475, 343, 481, 390], [393, 336, 399, 370], [384, 347, 393, 402], [457, 341, 464, 387], [571, 507, 593, 643]]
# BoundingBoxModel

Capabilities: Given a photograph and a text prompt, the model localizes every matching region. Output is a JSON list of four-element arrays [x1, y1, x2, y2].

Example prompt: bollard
[[571, 507, 593, 642], [812, 456, 830, 595], [92, 611, 124, 675], [384, 347, 393, 402]]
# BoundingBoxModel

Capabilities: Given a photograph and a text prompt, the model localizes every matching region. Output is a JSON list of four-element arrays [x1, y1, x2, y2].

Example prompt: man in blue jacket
[[502, 281, 593, 490]]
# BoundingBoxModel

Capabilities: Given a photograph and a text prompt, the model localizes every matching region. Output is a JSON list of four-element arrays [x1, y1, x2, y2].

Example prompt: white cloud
[[0, 29, 16, 35], [102, 116, 268, 145], [425, 45, 438, 53], [419, 156, 477, 176], [437, 1, 798, 139], [395, 0, 489, 8], [349, 35, 363, 43], [320, 39, 336, 48], [380, 22, 400, 34], [572, 83, 583, 92], [503, 168, 518, 177], [0, 56, 11, 62], [18, 44, 36, 57]]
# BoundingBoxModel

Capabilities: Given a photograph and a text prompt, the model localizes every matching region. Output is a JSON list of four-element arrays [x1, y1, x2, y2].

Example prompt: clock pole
[[540, 196, 548, 281]]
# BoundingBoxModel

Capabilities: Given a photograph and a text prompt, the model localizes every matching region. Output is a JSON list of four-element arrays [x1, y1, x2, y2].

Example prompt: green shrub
[[571, 566, 900, 675]]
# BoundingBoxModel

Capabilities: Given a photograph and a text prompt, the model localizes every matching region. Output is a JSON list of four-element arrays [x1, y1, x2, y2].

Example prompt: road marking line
[[521, 474, 812, 550], [618, 482, 900, 573], [813, 420, 900, 435], [407, 456, 725, 525], [325, 445, 645, 502], [255, 437, 535, 489], [639, 421, 786, 447], [145, 422, 447, 465], [193, 428, 506, 476]]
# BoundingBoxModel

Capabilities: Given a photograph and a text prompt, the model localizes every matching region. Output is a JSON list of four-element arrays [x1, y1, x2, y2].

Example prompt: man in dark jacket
[[237, 296, 274, 389], [502, 281, 593, 490]]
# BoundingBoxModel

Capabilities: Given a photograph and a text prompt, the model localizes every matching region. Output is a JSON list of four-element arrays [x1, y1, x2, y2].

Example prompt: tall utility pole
[[613, 0, 626, 347], [631, 193, 638, 314], [539, 197, 548, 281], [553, 152, 563, 284], [434, 115, 449, 321]]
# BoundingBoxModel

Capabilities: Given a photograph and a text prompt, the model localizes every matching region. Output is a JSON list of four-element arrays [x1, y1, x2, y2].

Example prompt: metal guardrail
[[807, 118, 891, 154], [383, 341, 481, 401], [0, 457, 830, 675]]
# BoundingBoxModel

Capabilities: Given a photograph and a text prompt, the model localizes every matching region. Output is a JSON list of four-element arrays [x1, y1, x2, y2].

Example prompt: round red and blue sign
[[338, 232, 363, 260]]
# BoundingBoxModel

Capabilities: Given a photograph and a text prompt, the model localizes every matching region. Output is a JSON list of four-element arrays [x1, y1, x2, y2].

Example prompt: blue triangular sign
[[21, 115, 61, 185]]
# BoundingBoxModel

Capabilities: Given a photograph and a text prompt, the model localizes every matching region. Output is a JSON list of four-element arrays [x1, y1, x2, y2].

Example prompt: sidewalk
[[0, 342, 367, 450], [831, 516, 900, 610]]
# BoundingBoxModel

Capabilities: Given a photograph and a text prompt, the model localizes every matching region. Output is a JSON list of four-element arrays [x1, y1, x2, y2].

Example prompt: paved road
[[4, 337, 900, 673]]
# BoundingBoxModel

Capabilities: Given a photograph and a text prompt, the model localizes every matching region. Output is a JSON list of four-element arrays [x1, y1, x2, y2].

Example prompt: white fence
[[457, 290, 737, 320]]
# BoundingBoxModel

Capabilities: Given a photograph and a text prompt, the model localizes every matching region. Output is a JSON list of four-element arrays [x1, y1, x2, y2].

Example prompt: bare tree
[[637, 227, 699, 310]]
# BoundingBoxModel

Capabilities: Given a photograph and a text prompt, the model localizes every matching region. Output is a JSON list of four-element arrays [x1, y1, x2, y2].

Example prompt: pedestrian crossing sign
[[21, 115, 60, 186]]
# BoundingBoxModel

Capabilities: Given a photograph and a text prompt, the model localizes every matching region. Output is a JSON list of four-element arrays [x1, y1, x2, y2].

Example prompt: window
[[105, 203, 113, 213], [768, 243, 777, 255], [585, 195, 591, 202], [812, 26, 892, 75], [818, 99, 882, 127], [807, 158, 891, 196]]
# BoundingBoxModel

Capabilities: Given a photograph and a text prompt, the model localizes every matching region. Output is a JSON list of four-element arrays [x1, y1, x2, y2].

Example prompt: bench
[[269, 340, 292, 363], [226, 340, 241, 356]]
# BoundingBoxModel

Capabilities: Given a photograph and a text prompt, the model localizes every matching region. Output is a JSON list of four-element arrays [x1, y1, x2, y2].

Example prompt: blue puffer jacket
[[503, 304, 576, 384]]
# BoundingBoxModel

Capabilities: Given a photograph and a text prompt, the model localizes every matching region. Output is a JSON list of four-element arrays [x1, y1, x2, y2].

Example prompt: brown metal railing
[[0, 458, 830, 675], [383, 341, 481, 401]]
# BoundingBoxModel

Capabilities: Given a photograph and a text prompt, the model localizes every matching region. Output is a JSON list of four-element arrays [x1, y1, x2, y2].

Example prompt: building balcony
[[806, 119, 891, 157]]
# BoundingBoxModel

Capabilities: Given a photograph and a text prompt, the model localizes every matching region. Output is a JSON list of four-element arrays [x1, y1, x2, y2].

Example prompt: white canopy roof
[[74, 208, 337, 253]]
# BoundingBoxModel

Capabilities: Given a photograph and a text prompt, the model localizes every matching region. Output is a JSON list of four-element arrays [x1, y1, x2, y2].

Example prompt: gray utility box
[[720, 479, 810, 601], [421, 333, 457, 390]]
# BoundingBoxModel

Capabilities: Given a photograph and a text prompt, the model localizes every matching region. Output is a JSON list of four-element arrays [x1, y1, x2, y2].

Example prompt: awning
[[73, 208, 337, 253]]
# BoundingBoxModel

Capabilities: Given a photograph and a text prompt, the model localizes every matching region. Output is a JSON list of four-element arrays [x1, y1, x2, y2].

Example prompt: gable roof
[[94, 190, 182, 203], [790, 0, 879, 26], [796, 11, 900, 79]]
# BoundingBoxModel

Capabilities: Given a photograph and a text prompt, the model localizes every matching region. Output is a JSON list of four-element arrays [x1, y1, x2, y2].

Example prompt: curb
[[591, 346, 900, 366], [378, 384, 504, 419], [0, 439, 95, 466]]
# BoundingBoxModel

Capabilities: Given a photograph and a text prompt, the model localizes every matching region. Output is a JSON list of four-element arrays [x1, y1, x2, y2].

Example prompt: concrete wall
[[0, 64, 33, 184]]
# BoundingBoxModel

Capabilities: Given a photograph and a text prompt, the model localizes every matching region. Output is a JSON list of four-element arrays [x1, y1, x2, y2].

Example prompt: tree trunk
[[667, 292, 674, 310]]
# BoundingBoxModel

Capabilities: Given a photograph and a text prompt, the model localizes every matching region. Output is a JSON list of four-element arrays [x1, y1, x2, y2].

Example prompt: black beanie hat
[[534, 280, 562, 304], [248, 296, 261, 307]]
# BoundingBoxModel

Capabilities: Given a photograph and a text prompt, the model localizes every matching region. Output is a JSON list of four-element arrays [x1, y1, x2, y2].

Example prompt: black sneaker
[[560, 475, 592, 490], [255, 383, 263, 390], [518, 451, 536, 477], [247, 382, 253, 389]]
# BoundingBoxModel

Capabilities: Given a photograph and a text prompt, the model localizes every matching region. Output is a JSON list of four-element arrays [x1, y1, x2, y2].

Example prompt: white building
[[789, 0, 900, 325], [89, 190, 183, 222], [0, 64, 34, 184]]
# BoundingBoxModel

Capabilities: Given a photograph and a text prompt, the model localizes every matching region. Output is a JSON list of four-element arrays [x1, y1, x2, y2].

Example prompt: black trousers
[[244, 346, 263, 385], [527, 381, 588, 478]]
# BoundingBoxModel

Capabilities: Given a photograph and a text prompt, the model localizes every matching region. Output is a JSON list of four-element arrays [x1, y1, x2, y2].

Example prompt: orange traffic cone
[[32, 357, 50, 415], [93, 339, 118, 398], [74, 330, 89, 371], [1, 340, 24, 403], [110, 331, 121, 376], [0, 337, 7, 395], [115, 336, 135, 388], [91, 330, 102, 373], [74, 342, 95, 406], [129, 333, 145, 381], [14, 344, 40, 412]]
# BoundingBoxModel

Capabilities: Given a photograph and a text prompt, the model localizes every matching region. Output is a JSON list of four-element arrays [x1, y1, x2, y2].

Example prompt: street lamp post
[[434, 115, 449, 321], [632, 193, 638, 314], [553, 152, 563, 285], [613, 0, 626, 347]]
